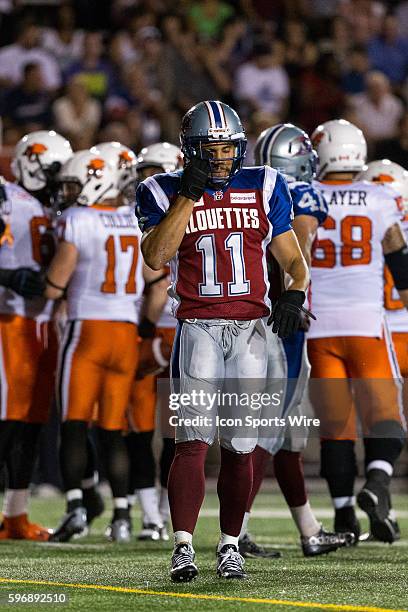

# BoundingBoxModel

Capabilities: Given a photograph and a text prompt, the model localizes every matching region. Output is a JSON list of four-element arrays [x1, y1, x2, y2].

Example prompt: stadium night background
[[0, 0, 407, 611]]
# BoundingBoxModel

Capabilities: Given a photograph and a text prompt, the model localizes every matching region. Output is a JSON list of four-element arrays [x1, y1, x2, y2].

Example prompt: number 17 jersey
[[309, 180, 402, 338], [58, 205, 143, 323]]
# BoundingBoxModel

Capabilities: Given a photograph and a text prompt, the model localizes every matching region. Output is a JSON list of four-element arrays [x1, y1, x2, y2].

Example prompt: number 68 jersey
[[136, 166, 293, 320], [58, 205, 143, 323], [309, 180, 403, 338]]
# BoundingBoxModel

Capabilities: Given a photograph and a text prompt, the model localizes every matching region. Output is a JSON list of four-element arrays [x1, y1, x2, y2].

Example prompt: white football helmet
[[11, 130, 73, 192], [358, 159, 408, 212], [136, 142, 182, 175], [92, 142, 137, 196], [311, 119, 367, 179], [59, 150, 119, 207]]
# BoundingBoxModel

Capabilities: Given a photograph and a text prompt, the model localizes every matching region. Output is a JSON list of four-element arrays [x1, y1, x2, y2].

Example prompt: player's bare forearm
[[45, 241, 78, 299], [292, 215, 318, 270], [269, 230, 309, 291], [141, 264, 169, 323], [382, 223, 406, 255], [141, 196, 195, 270]]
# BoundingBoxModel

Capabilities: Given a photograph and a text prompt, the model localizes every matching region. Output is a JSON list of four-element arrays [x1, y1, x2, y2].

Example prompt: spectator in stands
[[2, 63, 52, 131], [64, 32, 115, 100], [296, 52, 344, 134], [367, 14, 408, 85], [0, 22, 61, 91], [53, 75, 101, 150], [235, 42, 289, 120], [341, 46, 370, 95], [349, 70, 404, 146], [375, 111, 408, 167], [188, 0, 235, 41], [42, 3, 84, 72]]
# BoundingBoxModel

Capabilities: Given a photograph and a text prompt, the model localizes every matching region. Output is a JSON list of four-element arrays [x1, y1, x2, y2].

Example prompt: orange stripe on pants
[[0, 314, 57, 423], [307, 334, 403, 440], [58, 320, 139, 430]]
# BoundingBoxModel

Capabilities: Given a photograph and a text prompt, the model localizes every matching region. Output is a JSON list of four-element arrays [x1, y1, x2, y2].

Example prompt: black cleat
[[82, 487, 105, 526], [301, 527, 355, 557], [170, 543, 198, 582], [49, 507, 87, 543], [238, 533, 281, 559], [334, 506, 361, 544], [357, 473, 398, 543], [217, 544, 246, 579]]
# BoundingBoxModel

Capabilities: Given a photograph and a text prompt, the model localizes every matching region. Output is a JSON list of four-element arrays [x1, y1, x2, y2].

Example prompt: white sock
[[137, 487, 162, 526], [174, 530, 193, 546], [127, 494, 137, 507], [3, 489, 29, 518], [159, 487, 170, 523], [66, 489, 83, 504], [333, 496, 355, 509], [367, 460, 393, 477], [81, 471, 99, 490], [217, 533, 239, 551], [290, 501, 321, 538], [113, 497, 128, 509], [239, 511, 250, 540]]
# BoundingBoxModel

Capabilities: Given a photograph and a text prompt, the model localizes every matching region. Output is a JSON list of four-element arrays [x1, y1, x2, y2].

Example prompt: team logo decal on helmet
[[87, 158, 105, 177], [25, 143, 48, 159]]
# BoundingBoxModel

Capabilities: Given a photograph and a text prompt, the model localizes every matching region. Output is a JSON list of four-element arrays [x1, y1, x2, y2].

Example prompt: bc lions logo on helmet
[[311, 131, 325, 148], [118, 150, 133, 168], [87, 158, 105, 177], [25, 143, 48, 160]]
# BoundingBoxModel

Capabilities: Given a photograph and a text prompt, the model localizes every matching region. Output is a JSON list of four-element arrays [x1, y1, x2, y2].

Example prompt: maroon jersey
[[136, 166, 293, 320]]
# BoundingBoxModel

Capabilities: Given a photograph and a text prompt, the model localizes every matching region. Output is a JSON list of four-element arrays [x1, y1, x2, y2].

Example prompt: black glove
[[179, 156, 211, 201], [0, 268, 45, 298], [268, 290, 308, 339]]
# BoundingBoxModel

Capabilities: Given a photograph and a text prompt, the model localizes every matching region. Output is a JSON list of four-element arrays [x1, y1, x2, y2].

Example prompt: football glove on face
[[268, 289, 314, 339], [179, 156, 211, 202], [0, 267, 45, 298]]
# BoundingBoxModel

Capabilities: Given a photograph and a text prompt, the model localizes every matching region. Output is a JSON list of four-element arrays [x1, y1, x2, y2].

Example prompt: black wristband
[[45, 276, 67, 292], [139, 316, 156, 338]]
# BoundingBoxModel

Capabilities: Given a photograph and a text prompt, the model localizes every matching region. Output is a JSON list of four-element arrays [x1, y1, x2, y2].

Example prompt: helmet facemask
[[182, 137, 247, 189]]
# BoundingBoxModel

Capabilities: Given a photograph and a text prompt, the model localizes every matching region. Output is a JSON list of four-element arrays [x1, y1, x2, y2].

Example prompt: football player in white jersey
[[127, 142, 181, 542], [359, 159, 408, 427], [238, 123, 353, 558], [47, 148, 166, 543], [0, 130, 72, 541], [309, 120, 408, 543]]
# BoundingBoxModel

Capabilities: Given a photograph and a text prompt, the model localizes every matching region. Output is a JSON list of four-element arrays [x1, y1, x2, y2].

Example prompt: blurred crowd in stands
[[0, 0, 407, 166]]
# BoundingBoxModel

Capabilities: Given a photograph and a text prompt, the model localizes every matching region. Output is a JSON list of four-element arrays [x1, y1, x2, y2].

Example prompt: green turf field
[[0, 490, 407, 612]]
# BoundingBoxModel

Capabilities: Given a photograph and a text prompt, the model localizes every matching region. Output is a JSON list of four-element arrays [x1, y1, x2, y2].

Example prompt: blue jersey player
[[238, 123, 355, 558]]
